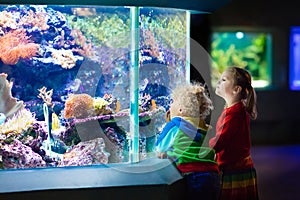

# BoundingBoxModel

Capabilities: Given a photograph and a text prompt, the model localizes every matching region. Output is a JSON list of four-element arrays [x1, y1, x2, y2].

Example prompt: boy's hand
[[157, 152, 167, 159]]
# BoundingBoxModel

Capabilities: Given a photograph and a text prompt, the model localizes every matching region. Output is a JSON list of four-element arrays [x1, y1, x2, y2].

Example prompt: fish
[[115, 100, 121, 112], [51, 112, 60, 130], [151, 99, 157, 110]]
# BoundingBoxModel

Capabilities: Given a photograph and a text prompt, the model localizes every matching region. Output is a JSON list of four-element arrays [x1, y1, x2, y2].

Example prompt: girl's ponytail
[[231, 66, 258, 120], [245, 85, 257, 120]]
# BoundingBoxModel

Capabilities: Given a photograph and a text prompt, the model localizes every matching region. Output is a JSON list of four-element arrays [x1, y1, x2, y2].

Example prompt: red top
[[209, 102, 254, 171]]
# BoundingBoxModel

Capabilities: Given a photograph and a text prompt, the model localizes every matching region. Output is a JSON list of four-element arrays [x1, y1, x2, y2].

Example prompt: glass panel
[[138, 7, 189, 159], [210, 30, 272, 89], [0, 5, 132, 168], [0, 5, 189, 169]]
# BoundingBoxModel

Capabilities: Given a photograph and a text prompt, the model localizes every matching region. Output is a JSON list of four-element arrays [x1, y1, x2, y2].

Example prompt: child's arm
[[209, 113, 235, 152], [155, 126, 178, 154]]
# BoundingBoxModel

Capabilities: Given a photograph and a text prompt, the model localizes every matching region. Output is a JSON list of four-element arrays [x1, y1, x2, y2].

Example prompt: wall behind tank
[[190, 0, 300, 145]]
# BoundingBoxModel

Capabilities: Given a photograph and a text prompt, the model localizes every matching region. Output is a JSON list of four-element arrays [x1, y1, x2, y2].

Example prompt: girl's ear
[[233, 85, 242, 95]]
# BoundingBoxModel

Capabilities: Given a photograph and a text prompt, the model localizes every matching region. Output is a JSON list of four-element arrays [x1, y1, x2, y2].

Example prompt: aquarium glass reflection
[[0, 5, 189, 169], [289, 26, 300, 90], [210, 30, 272, 89]]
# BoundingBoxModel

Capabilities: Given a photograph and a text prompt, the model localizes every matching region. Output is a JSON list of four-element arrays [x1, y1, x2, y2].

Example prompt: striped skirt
[[220, 168, 259, 200]]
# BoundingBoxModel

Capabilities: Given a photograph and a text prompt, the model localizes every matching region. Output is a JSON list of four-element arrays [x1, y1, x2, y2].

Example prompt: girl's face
[[215, 70, 236, 100]]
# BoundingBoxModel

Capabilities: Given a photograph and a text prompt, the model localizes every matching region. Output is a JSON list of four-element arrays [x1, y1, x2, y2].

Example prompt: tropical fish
[[151, 99, 157, 110], [51, 112, 60, 130], [115, 100, 121, 112]]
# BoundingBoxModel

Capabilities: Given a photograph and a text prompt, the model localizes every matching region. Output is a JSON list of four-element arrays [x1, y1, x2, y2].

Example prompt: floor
[[251, 145, 300, 200]]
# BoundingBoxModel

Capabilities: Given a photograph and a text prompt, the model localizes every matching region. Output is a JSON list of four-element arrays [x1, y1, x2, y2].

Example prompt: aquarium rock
[[0, 139, 46, 169], [60, 137, 109, 167]]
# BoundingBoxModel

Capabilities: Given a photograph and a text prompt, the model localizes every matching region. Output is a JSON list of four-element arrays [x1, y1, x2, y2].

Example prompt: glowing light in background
[[236, 31, 244, 39]]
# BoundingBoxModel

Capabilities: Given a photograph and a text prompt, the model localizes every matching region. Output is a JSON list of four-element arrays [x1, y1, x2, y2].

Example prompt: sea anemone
[[0, 109, 36, 136], [0, 29, 40, 65]]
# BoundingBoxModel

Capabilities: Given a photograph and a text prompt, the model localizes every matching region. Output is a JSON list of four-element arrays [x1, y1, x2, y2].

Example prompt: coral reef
[[64, 93, 118, 119], [0, 111, 57, 169], [70, 29, 94, 57], [0, 139, 46, 169], [66, 13, 130, 48], [0, 29, 40, 65], [51, 49, 78, 69], [60, 116, 128, 163], [18, 9, 49, 31], [59, 137, 109, 166], [0, 73, 24, 119], [0, 109, 35, 136], [64, 93, 95, 119], [37, 86, 53, 108], [0, 5, 189, 169], [0, 10, 17, 29]]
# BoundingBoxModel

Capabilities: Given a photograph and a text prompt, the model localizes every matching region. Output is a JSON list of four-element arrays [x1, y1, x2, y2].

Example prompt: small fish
[[51, 112, 60, 130], [151, 99, 157, 110], [115, 100, 121, 112]]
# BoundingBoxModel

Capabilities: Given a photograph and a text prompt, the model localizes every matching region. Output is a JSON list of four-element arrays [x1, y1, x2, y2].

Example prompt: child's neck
[[226, 99, 241, 108]]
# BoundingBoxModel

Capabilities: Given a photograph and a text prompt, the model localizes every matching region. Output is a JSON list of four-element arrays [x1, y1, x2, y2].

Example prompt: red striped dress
[[209, 102, 259, 200]]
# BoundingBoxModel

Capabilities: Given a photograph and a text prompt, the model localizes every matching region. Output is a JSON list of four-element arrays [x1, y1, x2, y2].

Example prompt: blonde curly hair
[[171, 82, 213, 120]]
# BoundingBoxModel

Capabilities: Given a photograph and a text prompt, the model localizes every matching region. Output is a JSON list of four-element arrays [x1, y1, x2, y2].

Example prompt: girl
[[209, 66, 259, 200], [156, 82, 220, 200]]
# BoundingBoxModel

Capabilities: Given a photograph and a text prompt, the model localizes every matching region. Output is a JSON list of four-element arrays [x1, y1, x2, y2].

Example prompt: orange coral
[[0, 29, 40, 65], [64, 94, 95, 119]]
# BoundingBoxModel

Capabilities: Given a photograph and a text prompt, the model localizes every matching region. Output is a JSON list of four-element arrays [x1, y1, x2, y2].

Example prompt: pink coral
[[0, 29, 40, 65]]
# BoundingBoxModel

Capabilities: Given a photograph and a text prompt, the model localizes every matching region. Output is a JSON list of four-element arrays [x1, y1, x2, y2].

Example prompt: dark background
[[191, 0, 300, 145], [190, 1, 300, 199]]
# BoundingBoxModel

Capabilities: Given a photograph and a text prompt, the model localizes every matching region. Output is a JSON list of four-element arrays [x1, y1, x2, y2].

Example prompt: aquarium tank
[[210, 28, 272, 89], [289, 26, 300, 91], [0, 4, 190, 169]]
